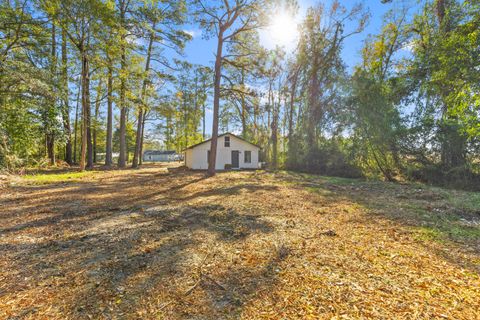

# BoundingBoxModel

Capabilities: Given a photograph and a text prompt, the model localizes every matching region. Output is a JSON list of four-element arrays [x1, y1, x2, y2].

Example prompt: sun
[[268, 12, 298, 47]]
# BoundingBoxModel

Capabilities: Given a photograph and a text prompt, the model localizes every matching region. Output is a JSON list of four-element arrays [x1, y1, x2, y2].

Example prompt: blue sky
[[150, 0, 420, 141], [180, 0, 416, 69]]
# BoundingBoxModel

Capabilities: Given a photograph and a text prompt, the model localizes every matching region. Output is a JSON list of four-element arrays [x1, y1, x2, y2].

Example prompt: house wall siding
[[186, 135, 259, 170], [185, 149, 193, 168], [143, 154, 173, 162]]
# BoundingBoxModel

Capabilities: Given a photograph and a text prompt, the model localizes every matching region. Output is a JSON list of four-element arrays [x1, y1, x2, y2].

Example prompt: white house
[[184, 133, 260, 170]]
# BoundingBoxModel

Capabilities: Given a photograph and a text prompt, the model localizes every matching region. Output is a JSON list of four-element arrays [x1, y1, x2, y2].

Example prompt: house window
[[244, 151, 251, 163], [224, 136, 230, 147]]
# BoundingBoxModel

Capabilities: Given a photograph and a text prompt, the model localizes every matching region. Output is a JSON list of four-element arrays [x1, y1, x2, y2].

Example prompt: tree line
[[1, 0, 193, 171], [1, 0, 479, 189]]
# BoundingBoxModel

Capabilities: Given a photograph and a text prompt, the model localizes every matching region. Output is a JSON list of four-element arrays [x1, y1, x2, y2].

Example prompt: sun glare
[[268, 12, 298, 47]]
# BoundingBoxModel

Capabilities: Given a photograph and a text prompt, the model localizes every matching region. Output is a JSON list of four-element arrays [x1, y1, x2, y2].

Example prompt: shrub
[[406, 164, 480, 191]]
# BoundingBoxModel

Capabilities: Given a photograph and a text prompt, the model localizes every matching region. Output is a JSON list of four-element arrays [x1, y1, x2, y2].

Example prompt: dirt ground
[[1, 164, 479, 319]]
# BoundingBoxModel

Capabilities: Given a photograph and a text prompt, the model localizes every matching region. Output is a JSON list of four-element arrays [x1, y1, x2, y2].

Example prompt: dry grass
[[0, 164, 479, 319]]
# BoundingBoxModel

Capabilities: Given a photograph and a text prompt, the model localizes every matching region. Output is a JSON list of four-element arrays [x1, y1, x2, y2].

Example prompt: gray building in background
[[143, 150, 176, 162]]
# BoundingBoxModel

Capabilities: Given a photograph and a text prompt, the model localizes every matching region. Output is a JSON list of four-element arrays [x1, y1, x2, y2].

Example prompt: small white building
[[184, 133, 260, 170], [143, 150, 176, 162]]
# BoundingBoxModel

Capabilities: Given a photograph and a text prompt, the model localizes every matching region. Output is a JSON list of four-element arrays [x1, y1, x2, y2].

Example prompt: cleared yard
[[1, 164, 479, 319]]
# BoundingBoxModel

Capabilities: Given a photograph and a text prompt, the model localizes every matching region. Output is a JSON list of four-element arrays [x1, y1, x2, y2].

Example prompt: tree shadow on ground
[[277, 171, 480, 274], [4, 168, 479, 319], [0, 169, 280, 319], [23, 162, 175, 175], [179, 245, 291, 318], [0, 169, 206, 225], [177, 184, 279, 202]]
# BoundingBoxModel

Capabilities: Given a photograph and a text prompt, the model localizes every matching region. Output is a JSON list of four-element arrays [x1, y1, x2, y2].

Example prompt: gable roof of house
[[184, 132, 261, 150]]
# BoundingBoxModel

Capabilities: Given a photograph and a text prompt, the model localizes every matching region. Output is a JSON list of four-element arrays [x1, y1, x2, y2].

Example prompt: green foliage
[[0, 0, 190, 169], [285, 2, 368, 176], [341, 1, 480, 188], [348, 70, 405, 181], [154, 64, 210, 151], [1, 0, 478, 192], [287, 137, 362, 178]]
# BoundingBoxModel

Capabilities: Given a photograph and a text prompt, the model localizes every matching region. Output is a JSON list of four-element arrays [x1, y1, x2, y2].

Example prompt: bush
[[287, 139, 362, 178], [224, 164, 232, 170], [406, 164, 480, 191]]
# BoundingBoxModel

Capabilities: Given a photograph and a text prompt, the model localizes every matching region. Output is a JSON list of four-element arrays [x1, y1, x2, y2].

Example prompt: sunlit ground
[[0, 165, 479, 319]]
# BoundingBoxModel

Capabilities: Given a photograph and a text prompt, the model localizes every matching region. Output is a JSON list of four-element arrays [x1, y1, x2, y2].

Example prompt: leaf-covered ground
[[1, 164, 479, 319]]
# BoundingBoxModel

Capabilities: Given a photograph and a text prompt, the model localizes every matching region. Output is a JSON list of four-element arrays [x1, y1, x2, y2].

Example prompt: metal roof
[[143, 150, 176, 156], [183, 132, 261, 150]]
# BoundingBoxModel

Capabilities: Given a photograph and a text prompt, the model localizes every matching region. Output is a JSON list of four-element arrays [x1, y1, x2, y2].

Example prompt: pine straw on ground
[[0, 165, 479, 319]]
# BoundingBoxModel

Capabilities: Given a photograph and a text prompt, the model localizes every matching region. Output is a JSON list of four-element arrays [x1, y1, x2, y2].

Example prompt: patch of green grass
[[305, 186, 334, 196], [447, 190, 480, 213], [381, 199, 480, 244], [318, 175, 363, 186], [414, 222, 480, 243], [263, 170, 480, 245], [23, 171, 98, 184], [275, 170, 364, 188], [415, 227, 443, 241], [447, 224, 480, 240], [378, 198, 480, 243]]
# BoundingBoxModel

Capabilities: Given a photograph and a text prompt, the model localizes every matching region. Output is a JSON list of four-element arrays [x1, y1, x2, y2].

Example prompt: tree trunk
[[207, 28, 224, 176], [132, 27, 154, 168], [436, 0, 446, 26], [79, 52, 88, 171], [132, 110, 143, 168], [46, 136, 55, 165], [85, 57, 93, 169], [286, 68, 299, 168], [183, 83, 189, 149], [240, 69, 247, 138], [105, 63, 113, 167], [193, 69, 199, 137], [282, 94, 288, 160], [93, 79, 102, 163], [139, 110, 147, 165], [73, 78, 81, 164], [61, 27, 72, 165], [288, 68, 298, 141], [307, 55, 320, 147], [202, 72, 207, 140], [266, 80, 273, 163], [126, 109, 130, 163], [268, 78, 279, 169], [271, 85, 279, 170], [202, 102, 206, 139], [47, 22, 57, 166], [118, 53, 127, 168], [241, 106, 246, 138], [253, 103, 258, 138], [166, 115, 172, 149], [117, 6, 127, 168]]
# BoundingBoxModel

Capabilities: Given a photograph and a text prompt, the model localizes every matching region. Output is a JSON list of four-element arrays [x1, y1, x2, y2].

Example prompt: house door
[[231, 151, 240, 168]]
